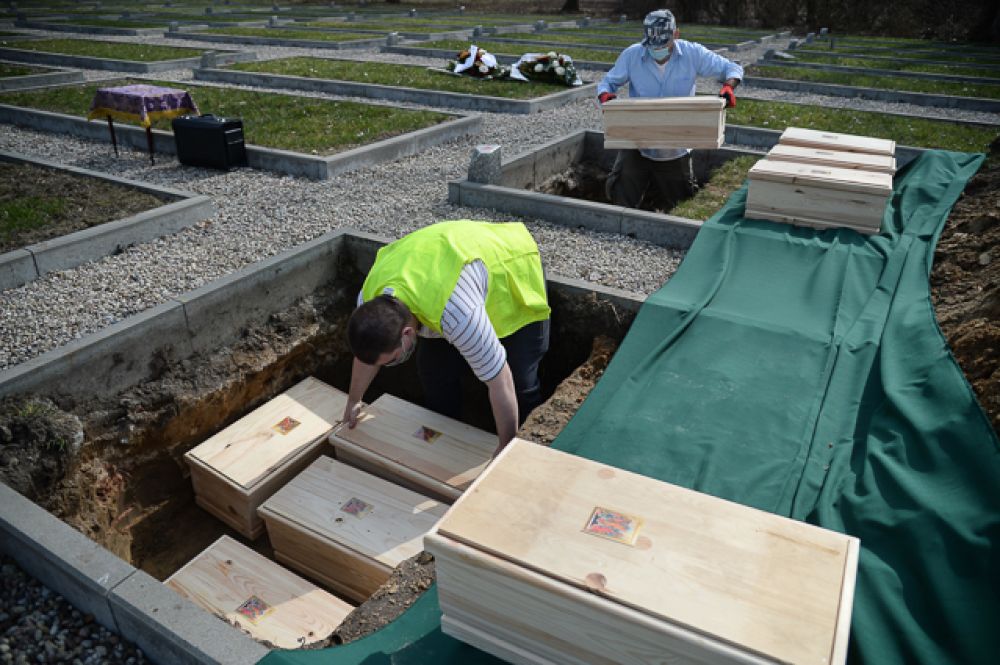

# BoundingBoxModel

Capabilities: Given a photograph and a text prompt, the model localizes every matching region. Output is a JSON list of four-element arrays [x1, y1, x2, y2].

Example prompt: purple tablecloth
[[87, 84, 199, 128]]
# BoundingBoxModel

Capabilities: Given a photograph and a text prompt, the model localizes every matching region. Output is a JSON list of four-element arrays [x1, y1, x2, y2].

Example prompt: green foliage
[[788, 53, 1000, 79], [0, 196, 67, 244], [0, 63, 41, 77], [4, 38, 204, 61], [754, 65, 1000, 99], [670, 155, 759, 220], [199, 27, 381, 41]]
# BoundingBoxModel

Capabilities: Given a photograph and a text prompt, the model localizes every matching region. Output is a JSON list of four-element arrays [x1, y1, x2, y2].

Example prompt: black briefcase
[[171, 114, 248, 170]]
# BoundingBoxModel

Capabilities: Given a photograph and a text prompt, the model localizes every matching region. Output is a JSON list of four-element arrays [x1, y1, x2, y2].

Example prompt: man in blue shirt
[[597, 10, 743, 211]]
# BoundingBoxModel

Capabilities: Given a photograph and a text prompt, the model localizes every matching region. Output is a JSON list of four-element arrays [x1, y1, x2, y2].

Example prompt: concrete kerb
[[782, 45, 1000, 73], [0, 101, 482, 180], [194, 66, 598, 114], [760, 58, 997, 85], [0, 45, 258, 73], [0, 66, 83, 91], [14, 19, 166, 36], [0, 473, 271, 664], [382, 44, 614, 72], [0, 150, 214, 291], [167, 29, 385, 50], [743, 75, 1000, 113]]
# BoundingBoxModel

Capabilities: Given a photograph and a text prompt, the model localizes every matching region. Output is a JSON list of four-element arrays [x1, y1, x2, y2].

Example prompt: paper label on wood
[[583, 507, 643, 546], [341, 497, 374, 519], [235, 595, 273, 624], [272, 417, 301, 435], [413, 426, 441, 444]]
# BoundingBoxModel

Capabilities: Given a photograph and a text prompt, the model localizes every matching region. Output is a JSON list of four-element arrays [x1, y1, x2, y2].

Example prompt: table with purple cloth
[[87, 84, 199, 164]]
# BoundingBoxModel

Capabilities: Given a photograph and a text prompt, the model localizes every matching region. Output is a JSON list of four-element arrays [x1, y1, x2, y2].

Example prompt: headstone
[[533, 19, 546, 32], [200, 51, 218, 68], [458, 5, 465, 14], [168, 21, 179, 32], [579, 16, 590, 27], [268, 15, 278, 26], [468, 145, 502, 184], [385, 31, 399, 46], [805, 31, 814, 43], [619, 14, 627, 23], [472, 24, 482, 37], [347, 11, 355, 21], [205, 7, 213, 15], [272, 3, 280, 11], [787, 38, 799, 49], [408, 8, 416, 17], [819, 27, 828, 36]]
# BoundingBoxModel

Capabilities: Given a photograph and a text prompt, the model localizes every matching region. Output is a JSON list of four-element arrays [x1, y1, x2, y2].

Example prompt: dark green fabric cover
[[260, 150, 997, 664]]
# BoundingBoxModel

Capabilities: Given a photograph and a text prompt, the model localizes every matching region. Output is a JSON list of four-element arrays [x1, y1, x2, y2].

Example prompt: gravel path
[[1, 25, 994, 663]]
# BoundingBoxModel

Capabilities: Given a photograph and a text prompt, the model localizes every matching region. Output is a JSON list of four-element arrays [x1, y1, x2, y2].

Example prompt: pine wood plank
[[602, 96, 726, 149], [330, 393, 495, 500], [257, 456, 447, 599], [748, 159, 893, 195], [186, 377, 348, 490], [778, 127, 895, 156], [334, 444, 462, 504], [434, 440, 856, 665], [164, 535, 353, 648], [766, 144, 897, 174]]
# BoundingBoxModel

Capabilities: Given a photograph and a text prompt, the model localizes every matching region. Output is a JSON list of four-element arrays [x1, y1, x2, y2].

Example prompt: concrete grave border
[[0, 150, 214, 292], [14, 19, 169, 36], [0, 92, 481, 180], [194, 65, 597, 114], [0, 65, 83, 91], [383, 44, 614, 72], [781, 46, 1000, 73], [167, 29, 385, 50], [760, 58, 999, 85], [0, 43, 258, 73], [743, 75, 1000, 113], [270, 23, 478, 41]]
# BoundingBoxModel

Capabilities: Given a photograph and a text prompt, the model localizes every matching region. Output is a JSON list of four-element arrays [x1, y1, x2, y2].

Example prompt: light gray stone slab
[[0, 248, 36, 287], [0, 67, 83, 91], [0, 45, 256, 73]]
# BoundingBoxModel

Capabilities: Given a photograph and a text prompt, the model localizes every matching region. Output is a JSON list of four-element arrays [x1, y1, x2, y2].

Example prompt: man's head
[[642, 9, 678, 52], [347, 295, 417, 366]]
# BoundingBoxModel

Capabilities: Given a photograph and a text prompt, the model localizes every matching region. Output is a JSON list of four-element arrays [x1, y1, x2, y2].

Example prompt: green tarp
[[261, 150, 997, 665]]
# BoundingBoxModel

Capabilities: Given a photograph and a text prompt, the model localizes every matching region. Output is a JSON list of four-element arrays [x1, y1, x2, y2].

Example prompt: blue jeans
[[416, 318, 550, 425]]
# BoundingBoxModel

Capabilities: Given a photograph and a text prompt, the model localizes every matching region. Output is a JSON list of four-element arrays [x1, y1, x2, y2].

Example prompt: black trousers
[[606, 150, 697, 211], [416, 318, 550, 426]]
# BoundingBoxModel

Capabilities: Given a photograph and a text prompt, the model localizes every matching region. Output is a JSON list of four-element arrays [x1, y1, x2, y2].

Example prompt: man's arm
[[690, 41, 744, 83], [485, 363, 519, 456], [597, 44, 635, 97], [343, 356, 379, 428]]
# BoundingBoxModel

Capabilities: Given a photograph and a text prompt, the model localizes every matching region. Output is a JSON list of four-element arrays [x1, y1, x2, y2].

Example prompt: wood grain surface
[[766, 144, 897, 174], [778, 127, 896, 156]]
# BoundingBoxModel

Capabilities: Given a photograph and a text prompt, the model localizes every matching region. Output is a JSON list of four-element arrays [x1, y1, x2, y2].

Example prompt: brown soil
[[0, 163, 169, 253]]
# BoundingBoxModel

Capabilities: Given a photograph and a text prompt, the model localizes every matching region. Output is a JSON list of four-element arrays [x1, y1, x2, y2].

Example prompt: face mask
[[648, 45, 671, 61]]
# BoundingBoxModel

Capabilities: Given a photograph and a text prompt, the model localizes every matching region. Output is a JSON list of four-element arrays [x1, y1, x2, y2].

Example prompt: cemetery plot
[[0, 63, 44, 78], [0, 78, 454, 157], [750, 63, 1000, 99], [780, 52, 1000, 78], [0, 38, 206, 61], [414, 39, 619, 65], [182, 26, 385, 44]]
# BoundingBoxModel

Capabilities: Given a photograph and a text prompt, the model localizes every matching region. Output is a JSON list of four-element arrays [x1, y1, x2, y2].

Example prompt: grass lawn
[[0, 79, 453, 155], [197, 27, 381, 41], [0, 39, 206, 61], [419, 39, 618, 64], [794, 43, 1000, 65], [731, 98, 997, 152], [787, 52, 1000, 78], [228, 57, 573, 98], [752, 65, 1000, 99], [0, 63, 44, 77], [671, 155, 760, 220]]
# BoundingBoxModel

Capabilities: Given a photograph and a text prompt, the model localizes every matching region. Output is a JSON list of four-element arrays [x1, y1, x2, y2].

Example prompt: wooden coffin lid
[[258, 456, 447, 568], [185, 377, 348, 491], [165, 535, 353, 648], [749, 158, 893, 196], [778, 126, 895, 156], [435, 439, 858, 665], [767, 143, 897, 174], [331, 393, 495, 492], [602, 95, 727, 111]]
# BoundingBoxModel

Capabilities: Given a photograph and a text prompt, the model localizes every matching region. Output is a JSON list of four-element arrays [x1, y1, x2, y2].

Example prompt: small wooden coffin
[[330, 393, 495, 504], [602, 96, 726, 149], [427, 439, 859, 665], [165, 535, 353, 648], [257, 455, 447, 603], [767, 143, 897, 175], [778, 126, 895, 157], [746, 159, 893, 234], [184, 377, 348, 539]]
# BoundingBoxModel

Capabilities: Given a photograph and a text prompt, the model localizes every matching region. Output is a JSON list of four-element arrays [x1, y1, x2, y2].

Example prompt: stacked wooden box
[[165, 535, 353, 648], [746, 127, 896, 234], [184, 377, 348, 539], [602, 96, 727, 149], [257, 455, 448, 603], [426, 439, 860, 665], [330, 393, 496, 504]]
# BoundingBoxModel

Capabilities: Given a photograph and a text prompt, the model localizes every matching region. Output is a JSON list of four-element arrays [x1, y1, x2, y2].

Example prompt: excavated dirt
[[0, 163, 170, 253]]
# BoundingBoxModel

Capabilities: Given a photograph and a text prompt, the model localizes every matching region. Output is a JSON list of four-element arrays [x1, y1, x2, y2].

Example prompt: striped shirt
[[357, 260, 506, 382]]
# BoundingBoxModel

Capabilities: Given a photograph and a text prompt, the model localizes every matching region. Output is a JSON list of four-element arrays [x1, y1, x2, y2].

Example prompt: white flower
[[547, 51, 557, 59], [478, 64, 489, 73], [564, 55, 573, 63], [534, 63, 543, 72], [555, 66, 565, 75]]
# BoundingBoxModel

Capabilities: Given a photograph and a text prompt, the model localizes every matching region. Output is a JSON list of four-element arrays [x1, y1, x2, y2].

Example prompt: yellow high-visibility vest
[[361, 220, 550, 337]]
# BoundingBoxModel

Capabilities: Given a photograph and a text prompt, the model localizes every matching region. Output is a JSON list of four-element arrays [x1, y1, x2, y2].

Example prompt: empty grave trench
[[0, 232, 640, 646]]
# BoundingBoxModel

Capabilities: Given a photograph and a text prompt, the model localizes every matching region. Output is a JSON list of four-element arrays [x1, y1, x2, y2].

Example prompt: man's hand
[[485, 364, 518, 457], [719, 83, 736, 108], [598, 92, 617, 104], [342, 400, 364, 429]]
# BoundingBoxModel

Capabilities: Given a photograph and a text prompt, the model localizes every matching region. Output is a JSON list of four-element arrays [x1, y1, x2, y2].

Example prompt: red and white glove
[[598, 92, 617, 104], [719, 84, 736, 108]]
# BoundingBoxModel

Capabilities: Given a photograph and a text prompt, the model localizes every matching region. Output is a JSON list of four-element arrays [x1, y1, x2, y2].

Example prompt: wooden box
[[746, 159, 893, 234], [778, 127, 895, 157], [330, 393, 495, 504], [767, 143, 897, 175], [165, 535, 353, 648], [602, 96, 726, 150], [184, 377, 348, 539], [426, 439, 859, 665], [257, 455, 448, 603]]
